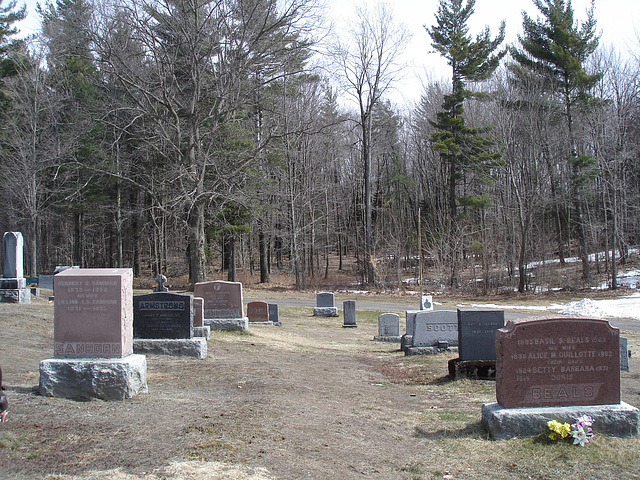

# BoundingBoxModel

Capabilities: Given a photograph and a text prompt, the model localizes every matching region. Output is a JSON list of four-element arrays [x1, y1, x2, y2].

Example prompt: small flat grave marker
[[247, 301, 270, 323]]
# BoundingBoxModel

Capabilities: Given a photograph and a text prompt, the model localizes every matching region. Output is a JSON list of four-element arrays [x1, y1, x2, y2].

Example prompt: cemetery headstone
[[193, 280, 248, 330], [313, 292, 338, 317], [342, 300, 357, 328], [39, 268, 147, 400], [0, 232, 30, 304], [412, 310, 458, 347], [134, 292, 193, 339], [374, 313, 401, 342], [247, 300, 270, 324], [193, 297, 204, 327], [457, 309, 504, 361], [269, 303, 281, 326], [153, 274, 168, 292], [483, 316, 639, 439], [620, 337, 630, 372]]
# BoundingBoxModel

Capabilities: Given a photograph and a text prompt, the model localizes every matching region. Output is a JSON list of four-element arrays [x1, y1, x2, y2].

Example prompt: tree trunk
[[188, 202, 207, 289], [259, 230, 269, 283]]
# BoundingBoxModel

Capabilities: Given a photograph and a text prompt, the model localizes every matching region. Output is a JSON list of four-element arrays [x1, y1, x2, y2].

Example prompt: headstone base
[[194, 326, 210, 340], [204, 317, 248, 331], [39, 354, 148, 401], [448, 358, 496, 380], [248, 321, 273, 325], [133, 338, 207, 359], [482, 402, 640, 439], [313, 307, 338, 317], [373, 335, 402, 343], [0, 287, 31, 304], [342, 323, 357, 328], [405, 346, 458, 356]]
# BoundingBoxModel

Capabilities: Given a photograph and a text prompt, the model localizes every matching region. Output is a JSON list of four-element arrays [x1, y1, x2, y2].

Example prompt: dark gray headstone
[[457, 309, 504, 361], [134, 292, 193, 339], [317, 292, 335, 308], [268, 303, 279, 323], [621, 336, 630, 372], [378, 313, 400, 336], [343, 300, 357, 327]]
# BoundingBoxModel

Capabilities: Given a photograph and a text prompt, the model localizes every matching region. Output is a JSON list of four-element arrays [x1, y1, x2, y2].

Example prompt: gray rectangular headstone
[[457, 309, 504, 361], [3, 232, 24, 278], [413, 310, 458, 347], [620, 336, 630, 372], [378, 313, 400, 336], [343, 300, 357, 327], [268, 303, 279, 323], [134, 292, 194, 339], [317, 292, 335, 307], [405, 310, 421, 336]]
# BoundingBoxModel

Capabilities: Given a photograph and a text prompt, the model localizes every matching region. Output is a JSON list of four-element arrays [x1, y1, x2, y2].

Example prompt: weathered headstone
[[193, 280, 248, 330], [483, 316, 639, 439], [342, 300, 357, 328], [134, 292, 193, 339], [374, 313, 401, 342], [39, 268, 147, 400], [247, 300, 270, 324], [314, 292, 338, 317], [0, 232, 30, 304], [620, 337, 630, 372], [413, 310, 458, 347], [269, 303, 281, 326], [153, 274, 168, 292], [193, 297, 204, 327]]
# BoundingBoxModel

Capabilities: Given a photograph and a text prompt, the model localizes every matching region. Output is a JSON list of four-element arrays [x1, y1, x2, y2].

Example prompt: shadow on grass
[[413, 421, 488, 440]]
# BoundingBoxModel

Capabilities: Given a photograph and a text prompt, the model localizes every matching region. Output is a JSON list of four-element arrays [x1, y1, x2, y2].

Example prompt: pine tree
[[0, 0, 26, 107], [425, 0, 505, 288], [509, 0, 601, 284]]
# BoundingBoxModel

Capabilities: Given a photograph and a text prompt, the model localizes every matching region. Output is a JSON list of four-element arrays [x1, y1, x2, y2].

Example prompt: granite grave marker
[[133, 292, 193, 339], [247, 300, 270, 324]]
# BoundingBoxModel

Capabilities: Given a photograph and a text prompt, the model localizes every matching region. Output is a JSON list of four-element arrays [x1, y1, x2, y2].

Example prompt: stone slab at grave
[[374, 313, 401, 343], [39, 268, 147, 400], [620, 337, 630, 372], [400, 310, 420, 351], [194, 280, 248, 331], [342, 300, 357, 328], [247, 300, 271, 324], [192, 297, 210, 340], [483, 316, 639, 439], [448, 309, 504, 379], [269, 303, 282, 327], [132, 292, 206, 359], [313, 292, 338, 317], [405, 310, 458, 356], [0, 232, 30, 304]]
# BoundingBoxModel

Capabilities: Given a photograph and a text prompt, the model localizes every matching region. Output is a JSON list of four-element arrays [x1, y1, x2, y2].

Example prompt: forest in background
[[0, 0, 638, 293]]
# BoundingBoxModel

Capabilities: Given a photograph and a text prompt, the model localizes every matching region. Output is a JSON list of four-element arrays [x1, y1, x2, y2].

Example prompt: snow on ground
[[467, 292, 640, 321]]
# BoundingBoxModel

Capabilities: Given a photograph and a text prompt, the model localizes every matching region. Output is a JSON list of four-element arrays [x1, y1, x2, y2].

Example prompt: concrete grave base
[[313, 307, 338, 317], [373, 335, 402, 343], [194, 326, 211, 340], [482, 402, 640, 439], [248, 321, 273, 325], [205, 317, 248, 331], [342, 323, 357, 328], [448, 358, 496, 380], [134, 337, 207, 359], [0, 288, 31, 304], [405, 346, 459, 356], [39, 354, 148, 401]]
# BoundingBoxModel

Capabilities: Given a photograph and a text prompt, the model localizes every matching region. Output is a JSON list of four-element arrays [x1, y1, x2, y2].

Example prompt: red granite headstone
[[194, 281, 244, 319], [496, 317, 620, 408], [54, 269, 133, 358], [193, 297, 204, 327], [247, 301, 269, 323]]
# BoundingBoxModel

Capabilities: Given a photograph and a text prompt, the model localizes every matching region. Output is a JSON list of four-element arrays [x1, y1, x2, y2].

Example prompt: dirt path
[[1, 296, 639, 480]]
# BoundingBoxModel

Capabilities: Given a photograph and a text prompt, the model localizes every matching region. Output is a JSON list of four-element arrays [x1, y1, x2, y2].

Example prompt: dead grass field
[[1, 290, 639, 480]]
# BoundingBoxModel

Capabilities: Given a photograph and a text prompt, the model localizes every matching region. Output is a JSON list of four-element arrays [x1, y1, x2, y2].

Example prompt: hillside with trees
[[1, 0, 638, 293]]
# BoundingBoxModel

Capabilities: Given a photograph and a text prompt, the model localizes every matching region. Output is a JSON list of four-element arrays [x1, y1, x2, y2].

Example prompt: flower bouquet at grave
[[545, 415, 594, 446]]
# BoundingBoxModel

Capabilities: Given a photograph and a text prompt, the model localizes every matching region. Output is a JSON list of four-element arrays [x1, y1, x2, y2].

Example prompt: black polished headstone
[[457, 309, 504, 361], [134, 292, 193, 339]]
